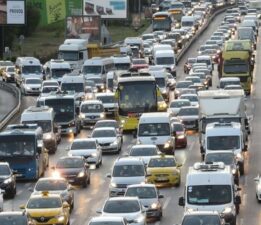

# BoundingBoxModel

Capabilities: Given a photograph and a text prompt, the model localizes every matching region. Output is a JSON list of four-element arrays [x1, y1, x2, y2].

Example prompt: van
[[137, 112, 175, 154], [154, 50, 176, 77], [106, 71, 117, 92], [81, 57, 114, 82], [153, 71, 170, 101], [196, 55, 213, 72], [181, 16, 197, 32], [111, 54, 131, 71]]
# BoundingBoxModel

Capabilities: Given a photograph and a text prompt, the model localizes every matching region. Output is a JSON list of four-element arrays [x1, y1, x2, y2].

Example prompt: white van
[[154, 50, 176, 77], [81, 57, 114, 82], [181, 16, 197, 33], [137, 112, 175, 154], [179, 162, 241, 225], [111, 54, 131, 71]]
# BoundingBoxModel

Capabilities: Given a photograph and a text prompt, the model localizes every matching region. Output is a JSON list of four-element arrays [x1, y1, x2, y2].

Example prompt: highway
[[1, 10, 260, 225], [0, 87, 16, 121]]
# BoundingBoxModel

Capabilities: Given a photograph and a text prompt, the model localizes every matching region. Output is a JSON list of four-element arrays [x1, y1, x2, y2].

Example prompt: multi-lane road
[[0, 11, 260, 225], [0, 88, 16, 121]]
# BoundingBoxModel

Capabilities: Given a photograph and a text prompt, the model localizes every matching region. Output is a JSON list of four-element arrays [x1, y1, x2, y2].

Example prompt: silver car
[[21, 77, 42, 95], [129, 145, 160, 165]]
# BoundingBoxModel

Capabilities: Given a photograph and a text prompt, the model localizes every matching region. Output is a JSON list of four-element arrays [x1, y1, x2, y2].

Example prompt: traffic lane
[[0, 88, 16, 121], [237, 29, 261, 225]]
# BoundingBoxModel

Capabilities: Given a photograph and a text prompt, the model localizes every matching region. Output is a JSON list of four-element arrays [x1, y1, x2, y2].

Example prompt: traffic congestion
[[0, 0, 260, 224]]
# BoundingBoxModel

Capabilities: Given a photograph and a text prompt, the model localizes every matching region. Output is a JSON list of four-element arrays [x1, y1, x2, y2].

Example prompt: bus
[[0, 124, 47, 180], [168, 2, 185, 27], [152, 12, 173, 32], [115, 76, 160, 131]]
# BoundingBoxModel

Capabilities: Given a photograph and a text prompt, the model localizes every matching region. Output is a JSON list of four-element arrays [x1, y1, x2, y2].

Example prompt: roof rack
[[193, 162, 225, 171]]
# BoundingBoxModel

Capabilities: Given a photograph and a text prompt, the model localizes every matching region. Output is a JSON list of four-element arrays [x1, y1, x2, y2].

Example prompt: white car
[[97, 197, 147, 225], [129, 144, 160, 165], [68, 138, 102, 168], [21, 77, 42, 95], [40, 85, 59, 97], [179, 94, 199, 107], [254, 174, 261, 202], [91, 127, 122, 153], [88, 216, 128, 225], [168, 99, 191, 116], [96, 92, 119, 117], [42, 80, 59, 88]]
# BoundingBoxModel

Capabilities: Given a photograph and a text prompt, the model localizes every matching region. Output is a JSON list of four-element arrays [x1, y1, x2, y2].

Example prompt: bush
[[24, 5, 41, 36]]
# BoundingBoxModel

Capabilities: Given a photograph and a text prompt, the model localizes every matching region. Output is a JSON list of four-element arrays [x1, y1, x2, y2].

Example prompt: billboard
[[83, 0, 127, 19], [0, 0, 25, 25], [66, 15, 100, 43]]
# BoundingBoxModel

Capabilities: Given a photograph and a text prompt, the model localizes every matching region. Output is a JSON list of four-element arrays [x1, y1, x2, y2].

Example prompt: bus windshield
[[22, 66, 42, 74], [153, 17, 171, 31], [23, 120, 52, 133], [0, 135, 35, 157], [61, 83, 84, 93], [45, 99, 74, 122], [224, 62, 249, 73], [59, 51, 78, 61], [118, 81, 157, 115], [52, 69, 71, 78]]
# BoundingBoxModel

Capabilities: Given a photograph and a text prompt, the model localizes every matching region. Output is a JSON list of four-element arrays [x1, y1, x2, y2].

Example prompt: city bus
[[115, 76, 160, 131], [152, 12, 173, 32]]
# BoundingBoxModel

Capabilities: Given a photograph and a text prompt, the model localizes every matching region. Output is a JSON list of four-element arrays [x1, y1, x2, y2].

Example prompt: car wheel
[[82, 179, 88, 188], [9, 187, 16, 199], [176, 177, 181, 187], [239, 163, 244, 175], [87, 175, 91, 185]]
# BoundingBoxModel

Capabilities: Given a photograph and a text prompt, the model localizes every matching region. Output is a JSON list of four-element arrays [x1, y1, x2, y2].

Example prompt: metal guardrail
[[0, 82, 21, 130]]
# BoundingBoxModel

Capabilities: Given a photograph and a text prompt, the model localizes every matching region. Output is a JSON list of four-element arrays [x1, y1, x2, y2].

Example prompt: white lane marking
[[163, 196, 171, 210], [244, 176, 248, 188], [240, 218, 244, 225], [188, 141, 195, 152], [242, 193, 247, 207]]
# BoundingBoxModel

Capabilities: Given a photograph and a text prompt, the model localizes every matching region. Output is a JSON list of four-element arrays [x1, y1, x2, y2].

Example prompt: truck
[[218, 40, 254, 94], [178, 162, 241, 225], [198, 90, 249, 156]]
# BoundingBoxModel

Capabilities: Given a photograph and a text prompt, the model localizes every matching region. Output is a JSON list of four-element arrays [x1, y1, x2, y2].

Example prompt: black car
[[0, 162, 16, 198], [53, 156, 91, 188], [0, 211, 35, 225]]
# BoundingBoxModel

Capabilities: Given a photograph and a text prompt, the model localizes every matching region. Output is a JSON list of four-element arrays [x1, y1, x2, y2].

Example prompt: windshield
[[61, 83, 84, 93], [59, 51, 78, 61], [97, 96, 115, 104], [115, 63, 130, 70], [197, 59, 211, 65], [176, 82, 191, 88], [90, 222, 123, 225], [22, 66, 41, 74], [138, 123, 170, 136], [181, 95, 198, 102], [23, 120, 51, 133], [7, 67, 15, 72], [71, 141, 96, 150], [35, 180, 67, 191], [187, 185, 232, 205], [95, 121, 117, 129], [118, 81, 157, 115], [148, 157, 176, 167], [81, 104, 103, 113], [207, 136, 240, 150], [103, 200, 140, 213], [52, 69, 71, 78], [153, 19, 171, 31], [220, 80, 241, 88], [223, 62, 249, 74], [0, 216, 27, 225], [156, 57, 174, 65], [0, 135, 35, 157], [27, 197, 62, 209], [26, 79, 41, 84], [45, 99, 74, 122], [182, 215, 221, 225], [113, 165, 145, 177], [82, 65, 102, 74], [205, 153, 234, 165], [92, 130, 116, 138], [155, 78, 166, 87], [173, 123, 184, 132], [130, 147, 158, 156], [56, 158, 84, 168], [182, 21, 194, 26], [0, 165, 11, 176], [178, 108, 198, 116], [42, 86, 58, 93], [126, 187, 157, 199]]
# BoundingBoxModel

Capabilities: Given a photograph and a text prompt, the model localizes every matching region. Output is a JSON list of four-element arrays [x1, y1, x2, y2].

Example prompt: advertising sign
[[66, 15, 100, 43], [83, 0, 127, 19], [46, 0, 66, 24], [0, 0, 25, 25]]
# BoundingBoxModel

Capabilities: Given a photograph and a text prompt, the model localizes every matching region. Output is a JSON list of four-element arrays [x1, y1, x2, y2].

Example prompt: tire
[[230, 217, 236, 225], [82, 179, 88, 188], [239, 163, 244, 175], [9, 187, 16, 199], [87, 176, 90, 185], [176, 176, 181, 187]]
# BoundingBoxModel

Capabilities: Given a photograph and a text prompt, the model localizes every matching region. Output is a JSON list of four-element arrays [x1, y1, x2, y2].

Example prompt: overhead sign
[[83, 0, 127, 19], [0, 0, 25, 25]]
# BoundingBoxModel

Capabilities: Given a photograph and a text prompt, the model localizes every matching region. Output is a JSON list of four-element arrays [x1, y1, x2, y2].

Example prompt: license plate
[[156, 177, 168, 181]]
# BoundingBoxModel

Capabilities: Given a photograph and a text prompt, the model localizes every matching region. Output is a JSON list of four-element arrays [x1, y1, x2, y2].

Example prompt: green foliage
[[24, 5, 41, 36]]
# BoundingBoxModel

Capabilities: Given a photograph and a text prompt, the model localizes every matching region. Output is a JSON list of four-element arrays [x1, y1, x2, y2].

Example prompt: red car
[[184, 57, 197, 73], [130, 58, 148, 71], [172, 122, 187, 148]]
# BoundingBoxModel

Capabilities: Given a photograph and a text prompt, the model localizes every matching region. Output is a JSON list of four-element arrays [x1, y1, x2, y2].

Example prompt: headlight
[[112, 140, 118, 145], [56, 215, 65, 222], [164, 141, 170, 149], [121, 119, 126, 124], [232, 168, 236, 175], [110, 182, 117, 188], [223, 207, 232, 214], [77, 170, 85, 178], [44, 133, 52, 139], [236, 153, 242, 160], [151, 203, 158, 209], [100, 113, 105, 118], [177, 135, 185, 139], [135, 215, 144, 223], [3, 177, 12, 184], [79, 113, 85, 119], [25, 86, 31, 90], [52, 170, 61, 178], [91, 152, 97, 157]]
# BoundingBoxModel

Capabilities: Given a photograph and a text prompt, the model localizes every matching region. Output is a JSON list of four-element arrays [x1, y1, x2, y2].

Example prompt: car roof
[[72, 138, 97, 143], [107, 196, 140, 201], [93, 127, 116, 131], [115, 157, 144, 165], [131, 144, 157, 149], [90, 216, 125, 222], [126, 183, 157, 189], [37, 177, 67, 182]]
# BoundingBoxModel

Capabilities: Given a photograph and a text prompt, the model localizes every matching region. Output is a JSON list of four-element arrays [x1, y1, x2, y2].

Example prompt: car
[[68, 138, 102, 168], [190, 72, 211, 88], [130, 58, 148, 71], [21, 77, 42, 95], [185, 76, 201, 85], [84, 86, 95, 100], [20, 191, 70, 225], [40, 85, 60, 97], [107, 157, 146, 197], [184, 58, 197, 74], [168, 99, 191, 116], [96, 93, 119, 117], [125, 184, 164, 220], [146, 154, 182, 187], [31, 177, 74, 210], [88, 216, 129, 225], [52, 156, 91, 188], [177, 106, 199, 130], [97, 197, 147, 225], [219, 77, 241, 89], [79, 100, 106, 127], [0, 60, 13, 76], [91, 127, 122, 153], [2, 66, 16, 82], [224, 84, 244, 91], [157, 94, 168, 112], [87, 77, 105, 92], [0, 211, 36, 225], [172, 122, 187, 148], [94, 120, 123, 137], [0, 162, 16, 198], [128, 144, 160, 165], [42, 80, 59, 88], [174, 81, 193, 98], [179, 94, 199, 107], [254, 174, 261, 202]]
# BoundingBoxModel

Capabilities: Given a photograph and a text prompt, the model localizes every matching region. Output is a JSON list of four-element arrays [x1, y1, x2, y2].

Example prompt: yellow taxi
[[20, 191, 70, 225], [157, 94, 168, 112], [146, 154, 182, 187]]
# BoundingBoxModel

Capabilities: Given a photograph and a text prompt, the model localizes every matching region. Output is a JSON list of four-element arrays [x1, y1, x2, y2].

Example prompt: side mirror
[[96, 209, 102, 214], [28, 187, 33, 192], [20, 204, 26, 209], [54, 127, 58, 133], [159, 194, 164, 198], [178, 197, 185, 206], [234, 195, 241, 205], [254, 176, 260, 182], [106, 173, 111, 178], [173, 130, 177, 137], [37, 146, 42, 154], [51, 166, 55, 170]]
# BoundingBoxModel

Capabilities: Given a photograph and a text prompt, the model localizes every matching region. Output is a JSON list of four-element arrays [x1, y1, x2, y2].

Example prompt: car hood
[[25, 84, 42, 88], [139, 198, 159, 208], [178, 115, 199, 120], [111, 176, 145, 185], [101, 211, 142, 221], [68, 149, 96, 157], [147, 167, 178, 174], [57, 168, 82, 176], [27, 208, 63, 217], [94, 137, 116, 144]]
